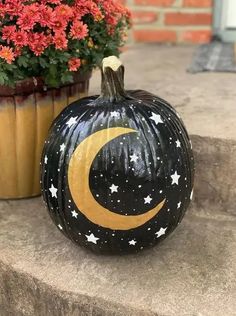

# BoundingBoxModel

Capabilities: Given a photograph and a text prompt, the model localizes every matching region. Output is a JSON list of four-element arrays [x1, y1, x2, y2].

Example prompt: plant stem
[[100, 56, 128, 103]]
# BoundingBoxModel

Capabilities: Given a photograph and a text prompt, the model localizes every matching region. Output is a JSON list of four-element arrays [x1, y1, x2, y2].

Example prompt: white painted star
[[58, 224, 63, 230], [155, 227, 167, 238], [176, 140, 181, 148], [66, 116, 78, 127], [71, 210, 78, 218], [129, 239, 137, 246], [60, 143, 66, 152], [111, 111, 119, 118], [44, 155, 48, 164], [190, 189, 193, 200], [49, 184, 58, 198], [85, 233, 99, 244], [144, 195, 152, 204], [130, 153, 139, 163], [150, 113, 163, 125], [177, 201, 182, 209], [171, 171, 180, 185], [109, 184, 118, 193]]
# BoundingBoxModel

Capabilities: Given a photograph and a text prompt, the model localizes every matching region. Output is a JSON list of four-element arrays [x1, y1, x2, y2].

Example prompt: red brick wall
[[124, 0, 213, 44]]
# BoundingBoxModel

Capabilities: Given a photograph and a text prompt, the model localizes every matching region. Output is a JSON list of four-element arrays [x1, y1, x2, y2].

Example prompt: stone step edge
[[1, 209, 235, 316], [191, 134, 236, 217], [0, 260, 154, 316]]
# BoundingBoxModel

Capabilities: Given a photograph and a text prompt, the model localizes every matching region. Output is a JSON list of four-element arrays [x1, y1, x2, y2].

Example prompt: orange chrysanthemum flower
[[70, 21, 88, 40], [0, 46, 15, 64], [68, 58, 81, 71]]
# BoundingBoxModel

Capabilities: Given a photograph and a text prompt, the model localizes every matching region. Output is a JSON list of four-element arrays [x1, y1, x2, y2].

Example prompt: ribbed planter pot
[[0, 71, 92, 199]]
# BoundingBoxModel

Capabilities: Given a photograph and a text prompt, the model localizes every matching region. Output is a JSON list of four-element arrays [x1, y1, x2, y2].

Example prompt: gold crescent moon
[[68, 127, 165, 230]]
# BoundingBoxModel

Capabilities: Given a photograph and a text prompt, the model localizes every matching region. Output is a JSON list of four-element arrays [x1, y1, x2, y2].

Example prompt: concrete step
[[0, 199, 235, 316], [192, 135, 236, 217], [0, 45, 236, 315]]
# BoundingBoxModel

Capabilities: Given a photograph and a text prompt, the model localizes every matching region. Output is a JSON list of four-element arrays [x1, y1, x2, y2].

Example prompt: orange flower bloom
[[68, 58, 81, 71], [51, 11, 68, 31], [0, 46, 15, 64], [70, 21, 88, 40], [12, 31, 28, 47], [53, 32, 68, 50], [28, 32, 49, 56], [54, 4, 73, 19], [1, 25, 16, 44]]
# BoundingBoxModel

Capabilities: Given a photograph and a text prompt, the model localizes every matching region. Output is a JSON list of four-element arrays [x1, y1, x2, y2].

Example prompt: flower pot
[[0, 71, 92, 199]]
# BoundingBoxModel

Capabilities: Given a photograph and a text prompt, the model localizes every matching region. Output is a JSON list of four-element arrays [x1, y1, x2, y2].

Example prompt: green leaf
[[30, 57, 38, 65], [44, 64, 59, 87], [39, 57, 48, 68], [17, 56, 28, 68], [0, 72, 9, 85], [61, 72, 74, 85], [0, 76, 5, 85], [3, 64, 17, 71]]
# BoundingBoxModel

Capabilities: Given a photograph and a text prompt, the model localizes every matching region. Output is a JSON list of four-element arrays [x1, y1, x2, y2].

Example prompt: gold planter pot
[[0, 72, 92, 199]]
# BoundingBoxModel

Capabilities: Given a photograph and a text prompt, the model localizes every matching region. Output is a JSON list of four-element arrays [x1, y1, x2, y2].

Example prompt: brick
[[181, 30, 212, 43], [132, 11, 158, 24], [183, 0, 212, 7], [134, 0, 175, 7], [165, 12, 212, 25], [133, 30, 177, 42]]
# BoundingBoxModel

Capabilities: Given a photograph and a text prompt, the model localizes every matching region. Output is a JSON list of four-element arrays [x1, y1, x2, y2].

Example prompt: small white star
[[150, 113, 163, 125], [176, 140, 181, 148], [155, 227, 167, 238], [85, 233, 99, 244], [177, 201, 182, 209], [129, 239, 137, 246], [66, 116, 78, 127], [130, 153, 139, 163], [171, 171, 180, 185], [71, 210, 78, 218], [60, 143, 66, 152], [144, 195, 152, 204], [190, 190, 193, 200], [58, 224, 63, 230], [49, 184, 58, 198], [111, 111, 119, 118], [109, 184, 118, 193], [44, 155, 48, 164]]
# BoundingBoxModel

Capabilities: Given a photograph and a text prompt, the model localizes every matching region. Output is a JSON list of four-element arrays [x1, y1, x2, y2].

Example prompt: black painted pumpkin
[[41, 56, 194, 255]]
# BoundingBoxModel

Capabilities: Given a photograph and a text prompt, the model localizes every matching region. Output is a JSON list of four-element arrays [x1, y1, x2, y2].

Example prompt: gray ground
[[0, 45, 235, 316]]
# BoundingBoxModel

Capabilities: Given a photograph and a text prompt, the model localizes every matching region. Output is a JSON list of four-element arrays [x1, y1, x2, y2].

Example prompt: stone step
[[192, 135, 236, 216], [0, 199, 235, 316]]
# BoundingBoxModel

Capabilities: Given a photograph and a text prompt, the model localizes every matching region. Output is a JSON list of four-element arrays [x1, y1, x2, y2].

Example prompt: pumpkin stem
[[100, 56, 128, 103]]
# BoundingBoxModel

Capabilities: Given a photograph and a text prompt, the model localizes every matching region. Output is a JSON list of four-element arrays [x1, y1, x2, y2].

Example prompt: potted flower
[[0, 0, 130, 199]]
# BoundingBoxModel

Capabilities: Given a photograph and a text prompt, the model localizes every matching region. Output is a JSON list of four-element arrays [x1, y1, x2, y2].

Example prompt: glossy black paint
[[41, 61, 194, 255], [41, 94, 194, 254]]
